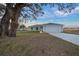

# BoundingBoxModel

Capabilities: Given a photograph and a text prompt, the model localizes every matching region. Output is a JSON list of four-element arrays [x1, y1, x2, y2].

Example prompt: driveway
[[48, 32, 79, 45]]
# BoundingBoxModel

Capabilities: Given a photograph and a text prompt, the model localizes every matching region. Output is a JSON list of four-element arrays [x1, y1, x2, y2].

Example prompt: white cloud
[[75, 7, 79, 11], [24, 20, 39, 27], [54, 10, 73, 16], [54, 6, 79, 16], [74, 6, 79, 13], [38, 10, 54, 19]]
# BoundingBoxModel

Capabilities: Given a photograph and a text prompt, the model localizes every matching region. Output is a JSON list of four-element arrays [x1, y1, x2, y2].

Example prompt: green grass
[[16, 31, 40, 37], [0, 31, 79, 56]]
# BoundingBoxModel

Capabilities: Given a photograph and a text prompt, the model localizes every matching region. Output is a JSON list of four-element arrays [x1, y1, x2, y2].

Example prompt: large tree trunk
[[0, 3, 26, 37], [9, 4, 26, 37], [0, 4, 18, 37], [9, 18, 18, 37], [0, 8, 10, 37], [8, 9, 19, 37]]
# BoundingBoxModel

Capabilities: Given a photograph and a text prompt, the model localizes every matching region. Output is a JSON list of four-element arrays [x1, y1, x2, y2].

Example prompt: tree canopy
[[0, 3, 78, 20]]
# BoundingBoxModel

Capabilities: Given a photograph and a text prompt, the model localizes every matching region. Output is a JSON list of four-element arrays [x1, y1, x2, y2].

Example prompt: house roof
[[28, 23, 63, 27]]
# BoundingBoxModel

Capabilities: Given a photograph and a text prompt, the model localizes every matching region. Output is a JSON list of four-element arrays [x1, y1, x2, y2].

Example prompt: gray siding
[[43, 24, 63, 33], [28, 24, 63, 33]]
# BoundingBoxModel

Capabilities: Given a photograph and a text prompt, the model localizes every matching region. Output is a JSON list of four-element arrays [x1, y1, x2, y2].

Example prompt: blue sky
[[25, 4, 79, 27]]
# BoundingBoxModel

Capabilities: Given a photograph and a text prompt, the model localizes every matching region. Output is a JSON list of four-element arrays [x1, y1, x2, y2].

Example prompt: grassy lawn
[[0, 31, 79, 56], [64, 29, 79, 35]]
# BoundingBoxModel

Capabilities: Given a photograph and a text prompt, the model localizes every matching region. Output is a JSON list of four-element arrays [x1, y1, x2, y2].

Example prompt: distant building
[[17, 24, 27, 31], [18, 18, 28, 31], [28, 23, 63, 33]]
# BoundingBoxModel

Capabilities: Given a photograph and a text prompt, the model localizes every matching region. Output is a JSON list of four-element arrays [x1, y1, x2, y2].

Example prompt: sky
[[23, 4, 79, 27]]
